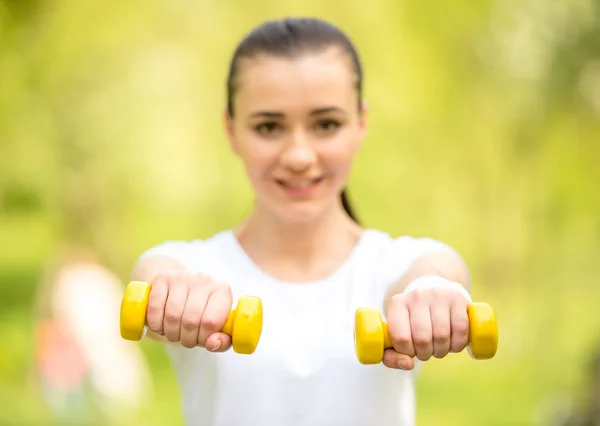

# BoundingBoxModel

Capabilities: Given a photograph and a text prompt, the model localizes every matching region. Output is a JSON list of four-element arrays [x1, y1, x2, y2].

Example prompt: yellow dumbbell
[[120, 281, 263, 355], [354, 302, 498, 364]]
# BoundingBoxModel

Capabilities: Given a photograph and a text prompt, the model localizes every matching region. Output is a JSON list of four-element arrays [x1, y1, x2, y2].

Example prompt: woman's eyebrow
[[250, 111, 285, 119]]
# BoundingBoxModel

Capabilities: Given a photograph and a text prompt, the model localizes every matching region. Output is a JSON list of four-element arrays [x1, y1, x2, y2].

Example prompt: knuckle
[[390, 293, 406, 305], [156, 269, 182, 282], [412, 332, 430, 346], [147, 300, 165, 314], [193, 272, 214, 286], [430, 288, 451, 301], [406, 289, 432, 305], [433, 334, 449, 346], [164, 310, 182, 323], [216, 281, 232, 294], [181, 315, 199, 330], [149, 278, 167, 293], [433, 329, 450, 343], [430, 288, 442, 298], [200, 315, 222, 332], [153, 270, 170, 282], [391, 331, 411, 346], [407, 289, 424, 302], [453, 319, 470, 336], [146, 311, 161, 325], [452, 290, 468, 302]]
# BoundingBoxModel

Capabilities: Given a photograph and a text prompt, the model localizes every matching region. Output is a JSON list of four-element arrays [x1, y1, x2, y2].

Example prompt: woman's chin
[[273, 200, 331, 224]]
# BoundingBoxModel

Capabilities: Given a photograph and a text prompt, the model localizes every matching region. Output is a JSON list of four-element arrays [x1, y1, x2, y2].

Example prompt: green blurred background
[[1, 0, 599, 425]]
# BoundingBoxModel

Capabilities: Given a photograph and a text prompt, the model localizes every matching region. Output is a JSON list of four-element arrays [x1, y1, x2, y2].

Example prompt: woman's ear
[[357, 100, 369, 148], [223, 108, 240, 156]]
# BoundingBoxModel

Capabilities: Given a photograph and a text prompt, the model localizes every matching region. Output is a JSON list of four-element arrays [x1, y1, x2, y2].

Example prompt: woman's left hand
[[383, 286, 470, 370]]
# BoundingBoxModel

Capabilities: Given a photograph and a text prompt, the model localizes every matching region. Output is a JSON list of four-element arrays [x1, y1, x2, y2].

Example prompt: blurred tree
[[0, 1, 599, 424]]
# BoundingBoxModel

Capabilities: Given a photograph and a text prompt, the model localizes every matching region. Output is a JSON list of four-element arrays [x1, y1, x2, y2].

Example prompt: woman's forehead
[[234, 49, 357, 113]]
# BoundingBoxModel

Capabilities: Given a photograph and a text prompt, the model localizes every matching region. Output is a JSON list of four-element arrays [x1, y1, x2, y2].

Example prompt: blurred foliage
[[1, 0, 599, 424]]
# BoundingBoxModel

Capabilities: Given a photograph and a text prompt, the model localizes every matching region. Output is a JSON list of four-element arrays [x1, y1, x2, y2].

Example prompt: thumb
[[203, 332, 232, 353], [382, 348, 415, 370]]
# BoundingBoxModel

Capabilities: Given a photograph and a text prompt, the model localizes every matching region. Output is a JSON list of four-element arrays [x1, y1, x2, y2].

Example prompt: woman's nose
[[280, 133, 317, 172]]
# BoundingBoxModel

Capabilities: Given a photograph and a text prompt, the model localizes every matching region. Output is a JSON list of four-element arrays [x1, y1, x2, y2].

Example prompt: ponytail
[[341, 188, 359, 224]]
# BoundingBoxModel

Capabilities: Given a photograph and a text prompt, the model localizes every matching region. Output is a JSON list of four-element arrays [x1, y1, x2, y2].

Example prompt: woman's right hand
[[146, 270, 233, 352]]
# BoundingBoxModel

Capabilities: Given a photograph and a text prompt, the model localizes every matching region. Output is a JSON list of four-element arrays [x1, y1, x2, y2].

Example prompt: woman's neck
[[234, 202, 364, 282]]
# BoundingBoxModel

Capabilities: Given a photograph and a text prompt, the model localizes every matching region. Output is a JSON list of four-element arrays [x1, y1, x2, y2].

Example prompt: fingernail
[[397, 359, 411, 370], [211, 341, 221, 352]]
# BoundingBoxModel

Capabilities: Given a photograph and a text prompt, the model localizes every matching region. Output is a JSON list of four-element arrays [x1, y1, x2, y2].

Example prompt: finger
[[382, 349, 415, 370], [204, 332, 232, 353], [146, 274, 169, 335], [387, 296, 415, 357], [198, 282, 233, 349], [163, 277, 189, 342], [179, 282, 211, 348], [410, 303, 433, 361], [450, 301, 470, 353], [431, 303, 451, 359]]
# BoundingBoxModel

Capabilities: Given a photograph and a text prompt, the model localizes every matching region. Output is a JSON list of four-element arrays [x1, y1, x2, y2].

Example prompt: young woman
[[132, 17, 482, 426]]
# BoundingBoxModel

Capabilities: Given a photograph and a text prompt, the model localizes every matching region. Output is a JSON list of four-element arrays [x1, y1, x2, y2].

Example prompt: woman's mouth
[[275, 177, 324, 198]]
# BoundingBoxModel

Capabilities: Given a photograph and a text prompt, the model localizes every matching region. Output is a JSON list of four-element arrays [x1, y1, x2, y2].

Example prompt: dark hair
[[225, 17, 362, 224]]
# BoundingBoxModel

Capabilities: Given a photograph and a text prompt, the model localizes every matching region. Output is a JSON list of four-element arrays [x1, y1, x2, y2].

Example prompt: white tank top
[[137, 229, 452, 426]]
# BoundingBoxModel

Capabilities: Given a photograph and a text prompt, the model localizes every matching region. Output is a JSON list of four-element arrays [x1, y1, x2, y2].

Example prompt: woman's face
[[225, 46, 367, 223]]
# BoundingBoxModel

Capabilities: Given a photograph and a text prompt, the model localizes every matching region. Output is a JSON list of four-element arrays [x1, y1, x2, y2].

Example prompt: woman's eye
[[255, 122, 282, 135], [315, 120, 341, 133]]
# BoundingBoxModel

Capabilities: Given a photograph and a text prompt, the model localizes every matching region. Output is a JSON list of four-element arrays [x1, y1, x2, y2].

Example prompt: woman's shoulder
[[359, 228, 455, 282], [362, 228, 454, 254]]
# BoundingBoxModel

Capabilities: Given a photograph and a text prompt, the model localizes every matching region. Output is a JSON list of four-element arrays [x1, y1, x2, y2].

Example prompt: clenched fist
[[147, 270, 234, 351], [384, 279, 471, 370]]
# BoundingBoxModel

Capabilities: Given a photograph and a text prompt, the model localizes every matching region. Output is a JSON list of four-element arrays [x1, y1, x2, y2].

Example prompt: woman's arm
[[381, 250, 472, 370], [383, 250, 470, 312]]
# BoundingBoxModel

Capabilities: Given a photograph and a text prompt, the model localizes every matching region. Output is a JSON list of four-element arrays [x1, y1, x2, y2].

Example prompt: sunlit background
[[1, 0, 599, 425]]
